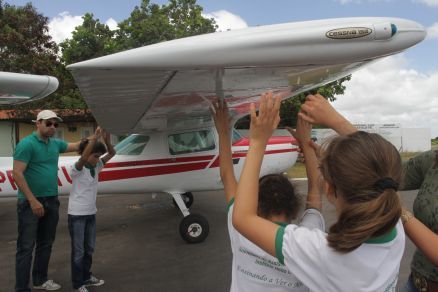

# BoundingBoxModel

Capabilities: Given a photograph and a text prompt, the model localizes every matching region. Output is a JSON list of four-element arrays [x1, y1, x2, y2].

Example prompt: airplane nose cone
[[386, 18, 426, 48]]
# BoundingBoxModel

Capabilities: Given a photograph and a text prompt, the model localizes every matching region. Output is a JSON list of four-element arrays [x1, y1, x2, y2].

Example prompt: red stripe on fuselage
[[105, 155, 215, 169], [208, 148, 297, 168], [98, 148, 296, 182], [233, 136, 296, 147], [99, 161, 210, 181]]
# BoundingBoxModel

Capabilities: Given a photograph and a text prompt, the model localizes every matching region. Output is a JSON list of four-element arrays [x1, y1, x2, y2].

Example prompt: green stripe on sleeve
[[226, 198, 235, 213], [275, 226, 285, 265]]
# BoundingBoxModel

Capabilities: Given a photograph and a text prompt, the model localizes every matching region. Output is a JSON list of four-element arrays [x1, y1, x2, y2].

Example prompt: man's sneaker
[[84, 275, 105, 287], [33, 280, 61, 291], [74, 286, 89, 292]]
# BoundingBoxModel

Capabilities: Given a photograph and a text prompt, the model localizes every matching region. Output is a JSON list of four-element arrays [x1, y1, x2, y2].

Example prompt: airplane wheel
[[173, 192, 194, 208], [179, 213, 209, 244]]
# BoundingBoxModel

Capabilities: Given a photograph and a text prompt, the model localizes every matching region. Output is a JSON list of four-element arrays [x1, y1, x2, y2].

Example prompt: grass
[[286, 151, 421, 179]]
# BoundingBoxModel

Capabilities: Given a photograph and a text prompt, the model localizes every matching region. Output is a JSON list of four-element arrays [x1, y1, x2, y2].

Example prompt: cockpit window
[[232, 129, 243, 144], [114, 135, 149, 155], [168, 130, 215, 155]]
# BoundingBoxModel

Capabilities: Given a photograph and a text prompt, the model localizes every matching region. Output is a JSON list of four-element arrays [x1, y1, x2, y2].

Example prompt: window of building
[[54, 127, 64, 140], [81, 127, 94, 139]]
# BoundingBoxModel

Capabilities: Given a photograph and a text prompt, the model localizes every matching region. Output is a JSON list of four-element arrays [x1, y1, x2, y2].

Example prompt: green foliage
[[0, 1, 71, 110], [58, 13, 119, 108], [115, 0, 217, 50], [279, 75, 351, 127], [0, 1, 59, 75], [235, 76, 351, 129], [60, 13, 117, 65]]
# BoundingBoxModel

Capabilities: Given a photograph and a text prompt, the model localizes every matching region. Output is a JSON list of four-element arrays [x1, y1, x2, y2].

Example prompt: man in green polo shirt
[[13, 110, 81, 292]]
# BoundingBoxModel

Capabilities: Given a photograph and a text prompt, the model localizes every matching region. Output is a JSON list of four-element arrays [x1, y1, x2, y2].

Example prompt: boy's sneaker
[[84, 275, 105, 287], [74, 286, 89, 292], [33, 280, 61, 291]]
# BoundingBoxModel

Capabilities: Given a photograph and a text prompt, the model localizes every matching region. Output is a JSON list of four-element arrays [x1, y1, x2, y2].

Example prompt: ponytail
[[327, 189, 401, 252], [320, 131, 402, 253]]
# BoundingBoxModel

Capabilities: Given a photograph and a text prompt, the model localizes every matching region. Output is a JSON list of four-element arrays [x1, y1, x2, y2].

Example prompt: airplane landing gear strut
[[170, 192, 209, 244]]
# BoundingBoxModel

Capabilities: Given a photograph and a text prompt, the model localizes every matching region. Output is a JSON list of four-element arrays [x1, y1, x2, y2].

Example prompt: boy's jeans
[[68, 214, 96, 289], [15, 196, 60, 292]]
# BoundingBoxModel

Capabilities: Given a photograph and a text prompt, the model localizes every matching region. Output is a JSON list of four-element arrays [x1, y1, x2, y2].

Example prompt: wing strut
[[215, 68, 225, 103]]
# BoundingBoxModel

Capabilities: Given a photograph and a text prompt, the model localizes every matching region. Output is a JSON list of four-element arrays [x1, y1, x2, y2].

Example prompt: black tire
[[172, 192, 194, 209], [179, 213, 209, 244]]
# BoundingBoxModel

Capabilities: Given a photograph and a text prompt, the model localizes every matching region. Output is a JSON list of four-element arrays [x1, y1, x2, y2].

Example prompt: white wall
[[402, 128, 431, 152], [0, 122, 15, 156]]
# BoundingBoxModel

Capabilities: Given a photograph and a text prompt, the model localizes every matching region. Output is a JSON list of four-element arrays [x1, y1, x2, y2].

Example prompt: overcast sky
[[8, 0, 438, 137]]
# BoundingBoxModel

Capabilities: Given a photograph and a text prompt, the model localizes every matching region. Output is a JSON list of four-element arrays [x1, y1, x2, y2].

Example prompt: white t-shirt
[[68, 159, 104, 215], [228, 200, 325, 292], [276, 217, 405, 292]]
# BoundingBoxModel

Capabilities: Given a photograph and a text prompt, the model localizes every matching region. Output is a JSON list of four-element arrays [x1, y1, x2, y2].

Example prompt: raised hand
[[299, 94, 339, 125], [249, 91, 281, 144], [286, 116, 312, 148], [212, 99, 231, 137], [94, 126, 102, 140], [299, 94, 356, 135]]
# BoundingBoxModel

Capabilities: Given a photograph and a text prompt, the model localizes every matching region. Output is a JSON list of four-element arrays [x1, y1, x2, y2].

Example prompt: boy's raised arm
[[233, 92, 282, 257], [76, 127, 102, 170], [101, 129, 116, 164], [212, 100, 237, 203], [287, 116, 322, 210]]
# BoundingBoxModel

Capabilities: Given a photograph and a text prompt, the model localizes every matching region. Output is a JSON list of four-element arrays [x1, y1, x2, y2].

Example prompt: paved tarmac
[[0, 180, 417, 292]]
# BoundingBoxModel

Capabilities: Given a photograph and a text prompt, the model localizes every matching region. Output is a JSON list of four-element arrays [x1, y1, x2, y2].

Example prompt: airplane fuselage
[[0, 130, 298, 198]]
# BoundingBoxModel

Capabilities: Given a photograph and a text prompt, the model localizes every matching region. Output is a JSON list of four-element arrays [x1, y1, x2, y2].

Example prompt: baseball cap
[[32, 110, 63, 122]]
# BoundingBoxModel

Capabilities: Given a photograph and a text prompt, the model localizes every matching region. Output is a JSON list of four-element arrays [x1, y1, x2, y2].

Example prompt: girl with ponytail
[[233, 92, 405, 292]]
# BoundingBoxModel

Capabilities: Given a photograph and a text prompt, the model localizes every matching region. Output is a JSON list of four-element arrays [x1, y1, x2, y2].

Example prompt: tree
[[57, 0, 217, 108], [235, 76, 351, 129], [0, 1, 72, 109], [58, 13, 119, 108], [115, 0, 217, 50], [0, 1, 59, 75], [60, 13, 117, 65], [279, 75, 351, 127]]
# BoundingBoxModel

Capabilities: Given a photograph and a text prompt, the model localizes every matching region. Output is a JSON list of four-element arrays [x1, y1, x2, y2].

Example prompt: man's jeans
[[68, 214, 96, 289], [15, 196, 60, 292], [399, 275, 419, 292]]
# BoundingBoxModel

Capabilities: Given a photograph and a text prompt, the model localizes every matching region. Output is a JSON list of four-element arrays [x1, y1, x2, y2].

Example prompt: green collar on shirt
[[84, 163, 96, 178], [365, 227, 397, 244]]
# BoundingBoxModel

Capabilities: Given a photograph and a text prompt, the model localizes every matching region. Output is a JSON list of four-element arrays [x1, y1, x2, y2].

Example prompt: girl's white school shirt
[[276, 214, 405, 292], [228, 200, 325, 292]]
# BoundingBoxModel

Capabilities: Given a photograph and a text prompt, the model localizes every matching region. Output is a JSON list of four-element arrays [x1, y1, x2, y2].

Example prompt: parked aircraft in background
[[0, 17, 426, 243], [0, 71, 59, 105]]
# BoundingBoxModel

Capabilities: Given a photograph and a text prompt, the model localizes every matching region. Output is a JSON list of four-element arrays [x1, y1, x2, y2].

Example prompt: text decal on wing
[[326, 27, 372, 39]]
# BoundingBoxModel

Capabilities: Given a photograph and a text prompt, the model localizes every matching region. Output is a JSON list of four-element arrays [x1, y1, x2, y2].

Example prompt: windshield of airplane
[[114, 135, 150, 155], [232, 129, 243, 144]]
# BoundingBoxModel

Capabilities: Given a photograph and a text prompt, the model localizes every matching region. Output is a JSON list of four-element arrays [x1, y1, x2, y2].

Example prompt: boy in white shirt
[[68, 127, 115, 292]]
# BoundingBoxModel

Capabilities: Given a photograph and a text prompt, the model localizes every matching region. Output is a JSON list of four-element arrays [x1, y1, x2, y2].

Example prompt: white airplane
[[0, 17, 426, 243], [0, 71, 59, 105]]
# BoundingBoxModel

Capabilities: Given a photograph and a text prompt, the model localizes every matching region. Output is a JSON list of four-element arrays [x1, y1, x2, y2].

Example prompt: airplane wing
[[67, 17, 426, 135], [0, 72, 59, 105]]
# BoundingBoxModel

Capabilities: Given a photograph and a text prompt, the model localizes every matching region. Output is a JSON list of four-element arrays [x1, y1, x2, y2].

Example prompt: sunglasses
[[44, 121, 59, 128]]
